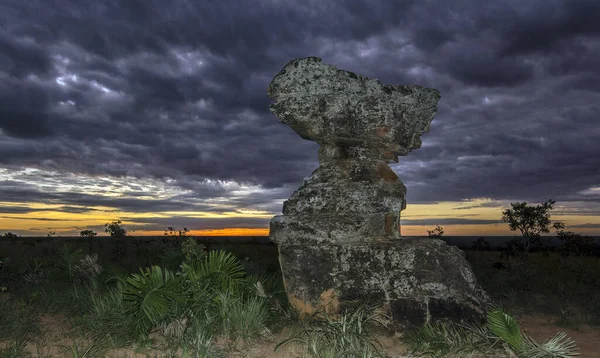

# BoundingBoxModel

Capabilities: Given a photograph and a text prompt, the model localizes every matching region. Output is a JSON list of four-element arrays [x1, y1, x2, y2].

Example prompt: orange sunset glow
[[2, 193, 599, 237]]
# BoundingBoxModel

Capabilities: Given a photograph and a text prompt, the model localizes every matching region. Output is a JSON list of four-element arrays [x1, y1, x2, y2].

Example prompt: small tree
[[553, 222, 598, 257], [471, 237, 491, 251], [80, 229, 97, 253], [501, 199, 558, 255], [104, 220, 127, 237], [80, 230, 97, 239], [427, 225, 444, 238], [181, 236, 206, 262], [2, 232, 18, 238]]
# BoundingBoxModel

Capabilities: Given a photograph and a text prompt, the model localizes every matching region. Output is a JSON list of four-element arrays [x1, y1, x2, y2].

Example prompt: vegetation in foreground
[[467, 250, 600, 328], [276, 303, 389, 357], [402, 308, 579, 357], [1, 239, 593, 357], [0, 238, 288, 357]]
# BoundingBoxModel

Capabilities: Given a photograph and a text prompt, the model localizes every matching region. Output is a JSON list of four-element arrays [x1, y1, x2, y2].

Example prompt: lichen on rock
[[268, 57, 490, 330], [268, 57, 440, 161]]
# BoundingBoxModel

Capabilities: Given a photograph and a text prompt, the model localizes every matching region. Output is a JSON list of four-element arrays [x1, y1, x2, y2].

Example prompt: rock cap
[[268, 57, 441, 162]]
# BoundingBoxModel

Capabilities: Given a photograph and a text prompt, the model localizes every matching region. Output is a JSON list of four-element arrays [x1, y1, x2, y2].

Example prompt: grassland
[[0, 239, 598, 357]]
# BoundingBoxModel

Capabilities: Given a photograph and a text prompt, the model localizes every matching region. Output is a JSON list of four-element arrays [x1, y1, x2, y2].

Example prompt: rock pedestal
[[268, 57, 490, 330]]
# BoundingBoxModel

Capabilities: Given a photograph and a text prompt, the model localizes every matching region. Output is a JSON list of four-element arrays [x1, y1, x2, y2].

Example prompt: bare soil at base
[[519, 315, 600, 358], [1, 313, 599, 357]]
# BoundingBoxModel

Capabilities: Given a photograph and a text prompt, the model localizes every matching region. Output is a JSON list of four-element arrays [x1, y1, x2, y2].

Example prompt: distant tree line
[[3, 200, 599, 258], [427, 199, 600, 258], [2, 220, 194, 240]]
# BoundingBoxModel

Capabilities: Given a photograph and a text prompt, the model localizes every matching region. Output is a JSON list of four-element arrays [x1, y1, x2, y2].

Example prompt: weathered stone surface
[[268, 56, 440, 161], [278, 239, 490, 330], [268, 57, 490, 330]]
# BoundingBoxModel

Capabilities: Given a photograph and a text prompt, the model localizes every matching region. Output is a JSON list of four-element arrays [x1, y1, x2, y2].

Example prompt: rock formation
[[268, 57, 490, 330]]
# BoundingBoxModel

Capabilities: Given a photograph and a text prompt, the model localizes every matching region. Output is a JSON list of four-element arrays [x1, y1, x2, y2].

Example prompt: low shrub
[[402, 308, 579, 357], [276, 304, 388, 358], [466, 251, 600, 326], [0, 297, 39, 342]]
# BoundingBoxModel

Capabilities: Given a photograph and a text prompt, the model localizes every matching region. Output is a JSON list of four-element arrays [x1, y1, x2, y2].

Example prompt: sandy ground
[[1, 313, 598, 357], [519, 315, 600, 358]]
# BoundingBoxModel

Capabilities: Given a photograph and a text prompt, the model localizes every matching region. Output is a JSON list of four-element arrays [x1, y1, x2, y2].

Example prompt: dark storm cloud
[[396, 97, 600, 204], [0, 216, 84, 222], [453, 205, 490, 211], [0, 0, 599, 233], [122, 216, 271, 231], [496, 0, 600, 56], [0, 205, 96, 214], [0, 206, 40, 214], [0, 31, 52, 77], [571, 223, 600, 229], [402, 219, 503, 226], [412, 25, 453, 52], [0, 75, 55, 138], [443, 43, 535, 87], [0, 179, 227, 213]]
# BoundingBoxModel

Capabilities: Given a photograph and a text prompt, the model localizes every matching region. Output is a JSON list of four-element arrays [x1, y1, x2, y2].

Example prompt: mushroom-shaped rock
[[268, 57, 490, 330]]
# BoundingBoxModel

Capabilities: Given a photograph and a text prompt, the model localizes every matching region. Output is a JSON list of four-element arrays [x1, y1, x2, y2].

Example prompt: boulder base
[[276, 237, 491, 330]]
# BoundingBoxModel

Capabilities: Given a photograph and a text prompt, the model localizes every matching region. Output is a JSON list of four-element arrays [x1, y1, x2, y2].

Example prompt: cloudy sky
[[1, 0, 599, 237]]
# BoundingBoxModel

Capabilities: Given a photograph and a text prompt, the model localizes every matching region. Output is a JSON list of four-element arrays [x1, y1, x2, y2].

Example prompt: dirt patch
[[223, 331, 409, 358], [519, 315, 600, 358], [2, 313, 598, 357], [25, 313, 74, 356]]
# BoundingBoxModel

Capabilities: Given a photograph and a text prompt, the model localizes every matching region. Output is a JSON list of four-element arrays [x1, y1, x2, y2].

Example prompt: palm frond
[[181, 250, 245, 294], [75, 254, 103, 280], [400, 308, 579, 358], [522, 332, 580, 358], [226, 296, 271, 341], [121, 266, 185, 332], [57, 245, 84, 278], [486, 308, 523, 351], [402, 321, 489, 357], [157, 248, 185, 270], [277, 305, 387, 357]]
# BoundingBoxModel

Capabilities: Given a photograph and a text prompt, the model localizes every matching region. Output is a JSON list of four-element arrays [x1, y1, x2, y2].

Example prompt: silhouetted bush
[[164, 226, 189, 238], [80, 230, 97, 239], [491, 262, 508, 270], [555, 228, 599, 257], [500, 238, 522, 259], [427, 225, 444, 238], [471, 237, 491, 251]]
